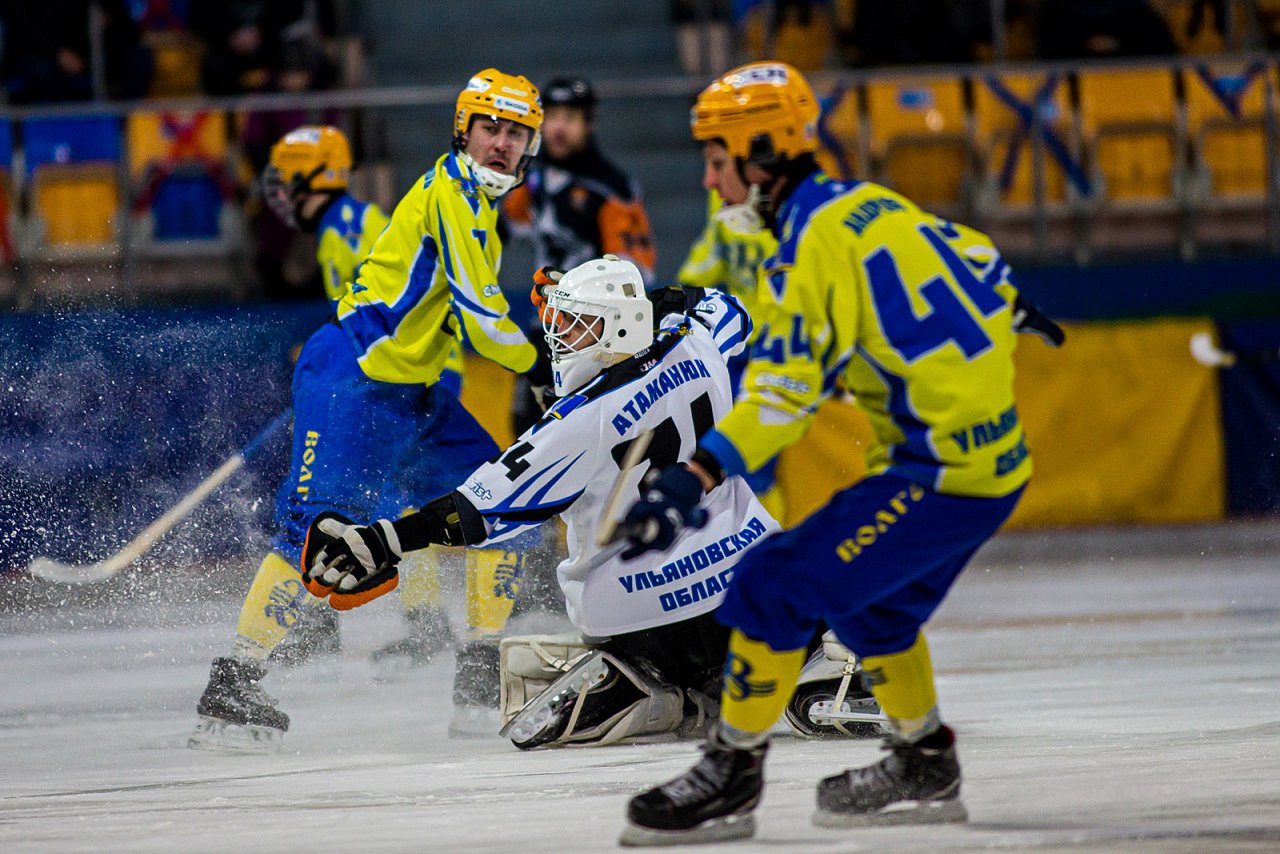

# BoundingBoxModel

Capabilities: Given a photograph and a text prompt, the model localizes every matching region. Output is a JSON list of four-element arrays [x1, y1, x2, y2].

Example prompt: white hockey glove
[[301, 511, 403, 610]]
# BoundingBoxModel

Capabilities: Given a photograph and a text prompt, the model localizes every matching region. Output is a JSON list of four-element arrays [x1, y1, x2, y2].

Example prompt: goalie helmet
[[691, 61, 819, 166], [540, 255, 653, 396], [263, 125, 352, 229], [454, 67, 544, 198]]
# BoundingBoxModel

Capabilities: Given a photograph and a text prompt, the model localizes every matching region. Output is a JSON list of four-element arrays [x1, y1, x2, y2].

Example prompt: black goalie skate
[[188, 657, 289, 754], [619, 728, 765, 847], [813, 725, 967, 827]]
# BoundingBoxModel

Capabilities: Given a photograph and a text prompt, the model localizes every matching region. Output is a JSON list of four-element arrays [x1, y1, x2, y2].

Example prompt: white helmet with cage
[[541, 255, 654, 396]]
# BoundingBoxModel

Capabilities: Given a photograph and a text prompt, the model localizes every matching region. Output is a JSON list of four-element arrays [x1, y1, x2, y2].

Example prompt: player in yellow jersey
[[675, 189, 784, 517], [618, 62, 1056, 844], [258, 126, 464, 668], [190, 69, 549, 752]]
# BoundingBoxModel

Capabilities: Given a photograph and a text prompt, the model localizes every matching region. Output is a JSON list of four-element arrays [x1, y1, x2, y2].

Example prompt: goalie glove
[[1012, 294, 1066, 347], [619, 464, 709, 560], [301, 511, 403, 610]]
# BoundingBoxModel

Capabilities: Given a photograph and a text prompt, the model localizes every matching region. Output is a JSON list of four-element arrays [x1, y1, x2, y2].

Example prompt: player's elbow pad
[[390, 491, 489, 551]]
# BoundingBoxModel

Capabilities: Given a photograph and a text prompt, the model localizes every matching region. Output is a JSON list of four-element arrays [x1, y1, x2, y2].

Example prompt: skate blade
[[187, 716, 285, 755], [618, 813, 755, 847], [448, 705, 501, 739], [812, 798, 967, 828], [499, 654, 610, 745]]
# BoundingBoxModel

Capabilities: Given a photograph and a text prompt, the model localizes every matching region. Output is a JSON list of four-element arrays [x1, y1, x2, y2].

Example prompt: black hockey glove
[[619, 465, 709, 560], [646, 284, 707, 326], [526, 335, 556, 413], [301, 511, 403, 610], [1012, 294, 1066, 347]]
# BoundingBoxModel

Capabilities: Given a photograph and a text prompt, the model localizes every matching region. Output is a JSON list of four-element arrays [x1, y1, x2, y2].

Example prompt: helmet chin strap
[[458, 149, 522, 198], [713, 183, 767, 235]]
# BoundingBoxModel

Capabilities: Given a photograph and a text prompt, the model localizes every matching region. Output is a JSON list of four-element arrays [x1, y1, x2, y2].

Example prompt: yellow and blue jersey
[[675, 190, 778, 321], [316, 192, 390, 308], [336, 152, 535, 386], [699, 174, 1032, 499]]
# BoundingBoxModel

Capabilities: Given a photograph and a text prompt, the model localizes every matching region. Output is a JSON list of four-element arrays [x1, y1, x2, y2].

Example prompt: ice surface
[[3, 533, 1279, 853]]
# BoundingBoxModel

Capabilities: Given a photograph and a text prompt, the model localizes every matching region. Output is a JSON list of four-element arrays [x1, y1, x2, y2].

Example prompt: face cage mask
[[263, 164, 326, 230], [541, 299, 616, 396]]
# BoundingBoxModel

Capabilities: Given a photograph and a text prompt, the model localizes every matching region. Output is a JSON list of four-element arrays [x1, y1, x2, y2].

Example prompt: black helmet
[[543, 76, 597, 120]]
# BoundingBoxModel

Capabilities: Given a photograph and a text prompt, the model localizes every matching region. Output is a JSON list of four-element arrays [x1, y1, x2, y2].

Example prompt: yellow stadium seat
[[815, 84, 864, 180], [864, 77, 968, 207], [773, 5, 832, 71], [972, 73, 1075, 209], [1076, 68, 1180, 203], [1183, 65, 1268, 200], [33, 164, 120, 246]]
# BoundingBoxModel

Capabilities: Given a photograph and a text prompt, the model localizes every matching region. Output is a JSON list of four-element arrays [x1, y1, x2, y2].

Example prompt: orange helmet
[[691, 62, 819, 165], [454, 68, 544, 156], [264, 126, 352, 228]]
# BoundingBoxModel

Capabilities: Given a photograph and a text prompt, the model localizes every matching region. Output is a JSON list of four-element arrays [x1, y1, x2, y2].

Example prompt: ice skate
[[784, 634, 887, 739], [619, 728, 765, 846], [449, 641, 501, 738], [371, 606, 452, 679], [269, 605, 341, 668], [188, 657, 289, 754], [813, 725, 967, 827]]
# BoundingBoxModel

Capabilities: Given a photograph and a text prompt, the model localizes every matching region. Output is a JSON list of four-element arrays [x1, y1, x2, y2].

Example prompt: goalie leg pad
[[499, 632, 594, 726], [500, 650, 684, 749]]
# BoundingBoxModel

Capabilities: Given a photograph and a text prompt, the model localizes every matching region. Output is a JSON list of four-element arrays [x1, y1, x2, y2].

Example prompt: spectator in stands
[[0, 0, 153, 103], [839, 0, 990, 66], [187, 0, 334, 95], [502, 75, 656, 434], [1037, 0, 1177, 59], [671, 0, 731, 77]]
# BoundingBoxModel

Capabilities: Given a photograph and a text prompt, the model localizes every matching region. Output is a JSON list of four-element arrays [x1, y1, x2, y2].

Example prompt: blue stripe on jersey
[[444, 154, 481, 216], [701, 429, 749, 479], [342, 233, 440, 356], [856, 343, 943, 489], [437, 205, 503, 320], [482, 451, 587, 520]]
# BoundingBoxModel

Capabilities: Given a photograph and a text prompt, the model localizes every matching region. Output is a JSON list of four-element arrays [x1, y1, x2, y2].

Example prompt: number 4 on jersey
[[866, 222, 1009, 364]]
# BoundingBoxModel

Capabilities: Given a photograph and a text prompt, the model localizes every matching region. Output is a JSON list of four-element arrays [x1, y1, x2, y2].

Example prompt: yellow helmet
[[691, 62, 819, 164], [454, 67, 544, 156], [264, 126, 352, 228], [268, 125, 352, 192]]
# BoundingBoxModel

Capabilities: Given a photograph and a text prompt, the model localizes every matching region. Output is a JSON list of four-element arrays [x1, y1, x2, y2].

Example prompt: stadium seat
[[22, 116, 123, 254], [815, 84, 864, 181], [972, 73, 1082, 211], [1183, 64, 1269, 201], [145, 31, 205, 97], [127, 110, 235, 243], [1075, 67, 1181, 205], [864, 77, 968, 210]]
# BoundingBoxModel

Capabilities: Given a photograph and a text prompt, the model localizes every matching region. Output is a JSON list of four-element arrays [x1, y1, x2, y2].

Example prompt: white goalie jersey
[[460, 291, 781, 637]]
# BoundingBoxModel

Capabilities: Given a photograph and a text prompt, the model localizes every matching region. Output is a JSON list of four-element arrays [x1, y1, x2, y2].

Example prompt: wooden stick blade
[[595, 429, 654, 547]]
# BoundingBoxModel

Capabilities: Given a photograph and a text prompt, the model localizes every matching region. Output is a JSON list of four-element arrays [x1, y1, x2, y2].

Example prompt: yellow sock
[[860, 632, 941, 741], [719, 630, 807, 743], [233, 552, 321, 660], [397, 546, 445, 611], [463, 547, 524, 640]]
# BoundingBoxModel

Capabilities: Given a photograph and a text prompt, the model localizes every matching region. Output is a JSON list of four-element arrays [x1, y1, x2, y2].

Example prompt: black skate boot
[[620, 728, 766, 846], [449, 641, 502, 738], [269, 605, 341, 667], [813, 725, 967, 827], [371, 606, 452, 681], [188, 657, 289, 754]]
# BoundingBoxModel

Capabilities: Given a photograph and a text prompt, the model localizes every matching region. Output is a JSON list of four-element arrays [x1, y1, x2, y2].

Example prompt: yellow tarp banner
[[776, 318, 1226, 529], [1006, 317, 1225, 527]]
